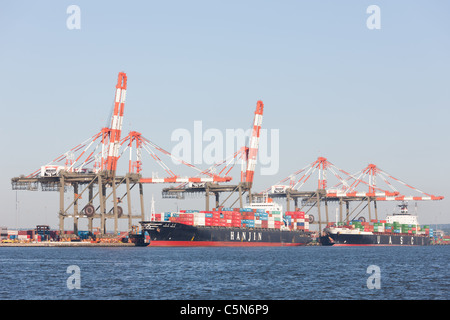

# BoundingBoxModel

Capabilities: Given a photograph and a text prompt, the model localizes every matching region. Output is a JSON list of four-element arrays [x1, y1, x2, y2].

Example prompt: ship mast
[[151, 194, 156, 221]]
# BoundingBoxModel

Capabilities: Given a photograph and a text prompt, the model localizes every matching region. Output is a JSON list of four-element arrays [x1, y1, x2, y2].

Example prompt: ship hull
[[320, 233, 431, 246], [128, 233, 150, 246], [140, 221, 313, 247]]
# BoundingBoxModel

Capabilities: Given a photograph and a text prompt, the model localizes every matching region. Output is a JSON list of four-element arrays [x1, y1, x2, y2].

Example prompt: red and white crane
[[262, 156, 443, 201], [336, 163, 444, 201], [105, 72, 127, 174], [30, 72, 234, 184], [243, 100, 264, 187]]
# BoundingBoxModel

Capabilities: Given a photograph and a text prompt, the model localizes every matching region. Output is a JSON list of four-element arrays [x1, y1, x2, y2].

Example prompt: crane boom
[[106, 72, 127, 174], [245, 100, 264, 187]]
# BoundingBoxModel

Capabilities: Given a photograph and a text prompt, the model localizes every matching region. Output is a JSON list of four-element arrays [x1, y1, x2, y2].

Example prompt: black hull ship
[[320, 232, 431, 246], [140, 221, 313, 247], [320, 203, 432, 246]]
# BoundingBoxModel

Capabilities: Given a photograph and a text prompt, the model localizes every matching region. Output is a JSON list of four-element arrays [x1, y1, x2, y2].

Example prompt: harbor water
[[0, 246, 448, 300]]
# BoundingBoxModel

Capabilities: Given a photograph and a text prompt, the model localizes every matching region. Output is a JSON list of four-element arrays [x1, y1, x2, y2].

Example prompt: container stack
[[78, 231, 91, 240], [285, 212, 309, 230], [18, 230, 34, 240], [0, 227, 7, 240], [239, 208, 252, 228], [337, 220, 432, 236], [153, 209, 310, 231], [153, 212, 172, 222], [7, 230, 18, 240]]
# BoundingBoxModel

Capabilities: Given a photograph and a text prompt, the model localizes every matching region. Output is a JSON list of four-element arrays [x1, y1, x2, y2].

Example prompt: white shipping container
[[18, 235, 30, 240], [194, 217, 206, 224]]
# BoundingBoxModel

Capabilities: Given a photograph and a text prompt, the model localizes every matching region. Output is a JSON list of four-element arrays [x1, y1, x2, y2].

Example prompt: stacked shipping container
[[285, 211, 310, 231], [332, 220, 433, 236], [152, 208, 310, 231], [0, 227, 8, 240]]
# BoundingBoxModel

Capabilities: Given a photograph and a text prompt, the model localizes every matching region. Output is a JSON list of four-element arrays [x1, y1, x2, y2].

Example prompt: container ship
[[139, 201, 314, 246], [320, 203, 433, 246]]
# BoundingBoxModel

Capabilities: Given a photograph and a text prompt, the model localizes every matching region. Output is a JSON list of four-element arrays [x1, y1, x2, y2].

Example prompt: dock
[[0, 241, 137, 247]]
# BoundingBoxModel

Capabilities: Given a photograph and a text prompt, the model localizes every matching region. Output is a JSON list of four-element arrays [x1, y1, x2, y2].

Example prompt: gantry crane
[[254, 156, 443, 231], [11, 72, 233, 235]]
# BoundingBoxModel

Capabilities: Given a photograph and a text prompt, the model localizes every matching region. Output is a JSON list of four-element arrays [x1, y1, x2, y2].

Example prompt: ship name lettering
[[230, 231, 262, 241]]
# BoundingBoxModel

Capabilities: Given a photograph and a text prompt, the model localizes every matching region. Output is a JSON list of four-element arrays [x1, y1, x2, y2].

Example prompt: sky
[[0, 0, 449, 230]]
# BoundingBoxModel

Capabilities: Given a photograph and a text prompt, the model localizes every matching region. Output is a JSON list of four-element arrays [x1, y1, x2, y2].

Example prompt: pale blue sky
[[1, 1, 449, 229]]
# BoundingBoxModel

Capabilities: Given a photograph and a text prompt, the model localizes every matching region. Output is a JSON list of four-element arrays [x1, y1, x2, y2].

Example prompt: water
[[0, 246, 448, 300]]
